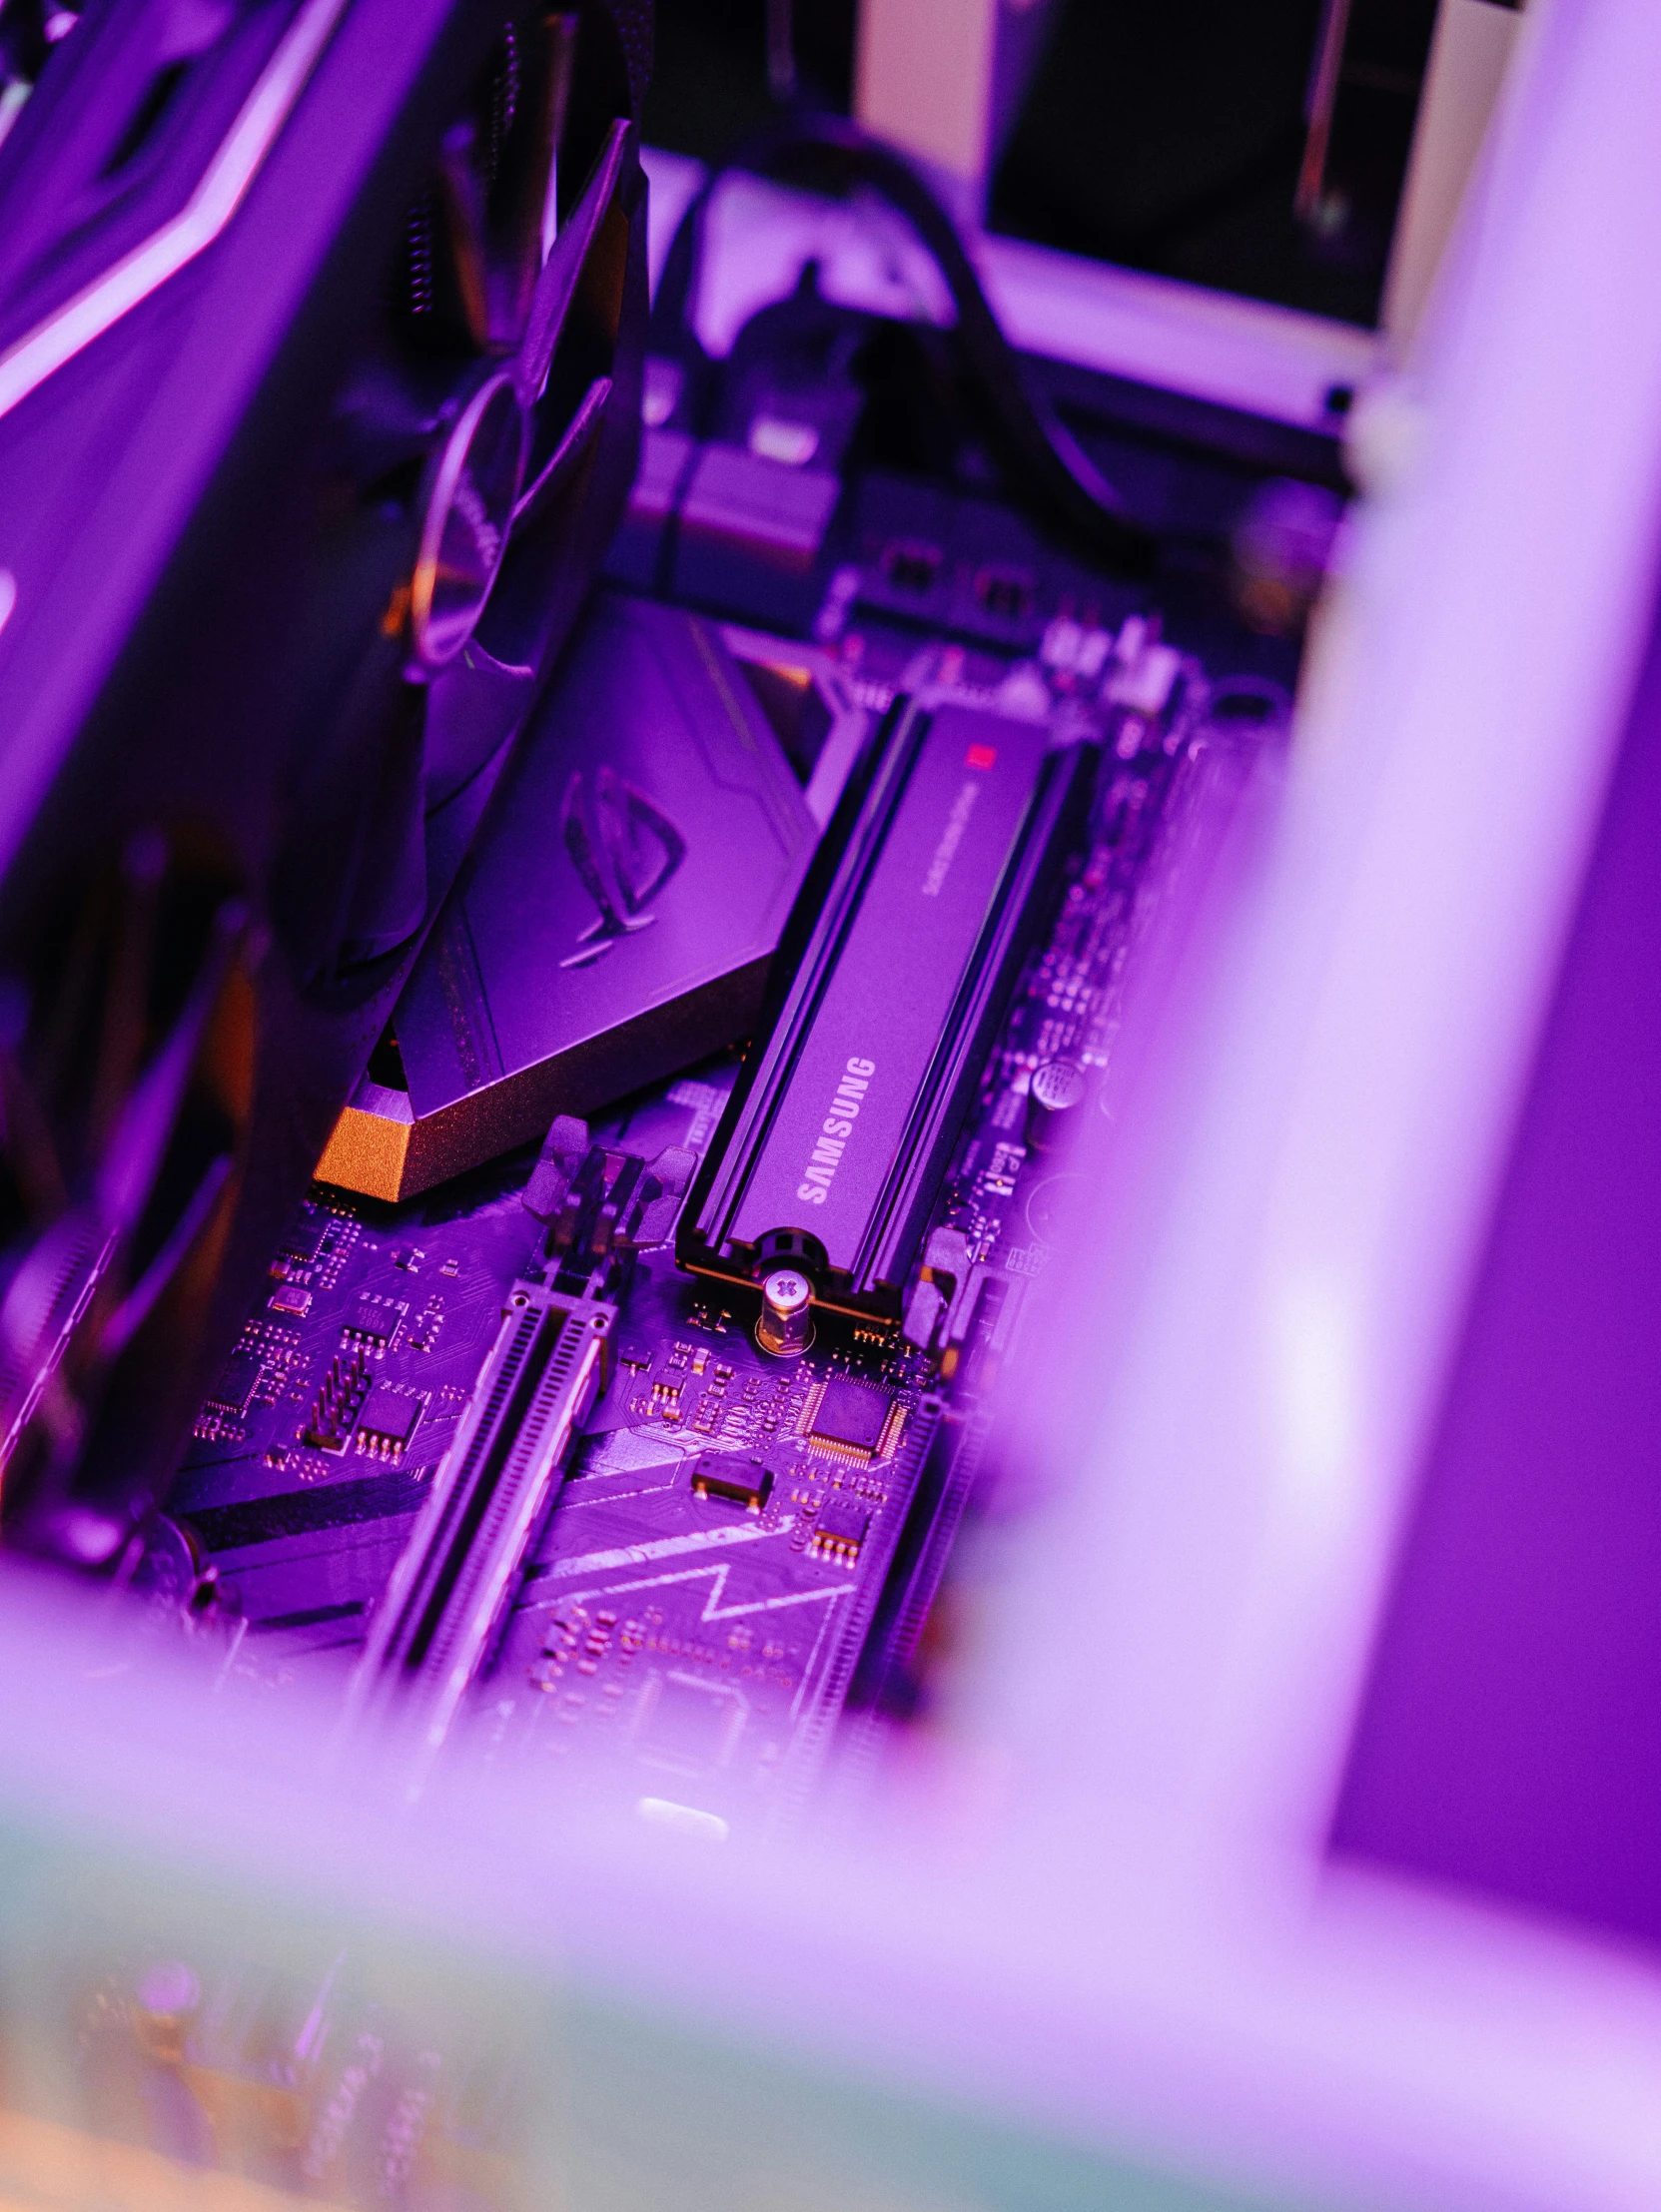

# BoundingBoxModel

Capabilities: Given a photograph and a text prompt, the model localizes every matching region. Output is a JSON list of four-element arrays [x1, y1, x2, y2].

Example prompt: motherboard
[[119, 164, 1317, 1841], [165, 589, 1286, 1843]]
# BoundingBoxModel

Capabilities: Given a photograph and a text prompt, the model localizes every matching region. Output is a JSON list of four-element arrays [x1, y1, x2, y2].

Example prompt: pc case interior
[[1, 3, 1659, 2211]]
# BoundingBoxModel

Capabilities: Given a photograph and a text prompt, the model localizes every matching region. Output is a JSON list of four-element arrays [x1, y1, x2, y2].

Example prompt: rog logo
[[559, 765, 688, 968]]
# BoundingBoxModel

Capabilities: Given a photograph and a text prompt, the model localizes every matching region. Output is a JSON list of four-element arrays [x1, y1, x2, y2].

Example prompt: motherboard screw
[[755, 1268, 814, 1359]]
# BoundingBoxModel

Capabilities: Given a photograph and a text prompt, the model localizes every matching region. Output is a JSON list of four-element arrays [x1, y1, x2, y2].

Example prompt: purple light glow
[[1333, 574, 1661, 1951], [6, 2, 1661, 2209]]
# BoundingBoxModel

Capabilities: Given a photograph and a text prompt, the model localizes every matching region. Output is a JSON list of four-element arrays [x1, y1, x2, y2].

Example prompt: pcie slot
[[679, 694, 1094, 1325], [349, 1283, 610, 1755]]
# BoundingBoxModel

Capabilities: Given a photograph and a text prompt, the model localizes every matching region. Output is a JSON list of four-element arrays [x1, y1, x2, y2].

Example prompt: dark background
[[642, 0, 1440, 329]]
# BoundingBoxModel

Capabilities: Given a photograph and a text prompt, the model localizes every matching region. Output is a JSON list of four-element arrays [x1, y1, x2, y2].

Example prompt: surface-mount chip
[[279, 1215, 331, 1268], [346, 1299, 400, 1349], [689, 1455, 772, 1511], [356, 1385, 421, 1460], [806, 1377, 893, 1459], [811, 1497, 869, 1564], [205, 1348, 264, 1416]]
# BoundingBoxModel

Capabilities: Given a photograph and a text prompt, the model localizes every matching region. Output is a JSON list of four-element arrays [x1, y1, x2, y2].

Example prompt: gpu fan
[[0, 0, 651, 1560]]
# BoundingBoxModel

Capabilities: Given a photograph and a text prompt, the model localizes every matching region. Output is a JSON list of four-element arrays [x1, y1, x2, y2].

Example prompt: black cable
[[651, 113, 1158, 577]]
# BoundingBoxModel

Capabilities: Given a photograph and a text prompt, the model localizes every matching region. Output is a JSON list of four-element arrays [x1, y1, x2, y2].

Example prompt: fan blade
[[538, 12, 581, 265], [423, 639, 536, 809], [420, 645, 542, 895], [513, 371, 608, 524], [437, 13, 578, 358], [481, 9, 572, 345], [516, 116, 629, 405]]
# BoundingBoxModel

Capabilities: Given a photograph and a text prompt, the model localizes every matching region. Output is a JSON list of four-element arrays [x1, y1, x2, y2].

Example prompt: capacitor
[[755, 1266, 815, 1358], [1025, 1058, 1087, 1152]]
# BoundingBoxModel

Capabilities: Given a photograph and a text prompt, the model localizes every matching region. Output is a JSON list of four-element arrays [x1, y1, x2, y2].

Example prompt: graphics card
[[0, 0, 652, 1559]]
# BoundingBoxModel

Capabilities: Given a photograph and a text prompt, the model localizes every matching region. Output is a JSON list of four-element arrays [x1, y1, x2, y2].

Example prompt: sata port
[[880, 538, 942, 593], [974, 563, 1035, 622]]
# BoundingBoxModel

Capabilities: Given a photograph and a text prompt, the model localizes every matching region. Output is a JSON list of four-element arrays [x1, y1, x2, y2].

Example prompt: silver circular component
[[409, 369, 527, 671], [755, 1266, 814, 1358], [1025, 1057, 1087, 1152]]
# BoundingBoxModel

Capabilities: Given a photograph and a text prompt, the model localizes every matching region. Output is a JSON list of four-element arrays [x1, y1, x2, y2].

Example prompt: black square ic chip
[[356, 1385, 420, 1458], [811, 1496, 870, 1564], [346, 1298, 399, 1349], [807, 1378, 892, 1457]]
